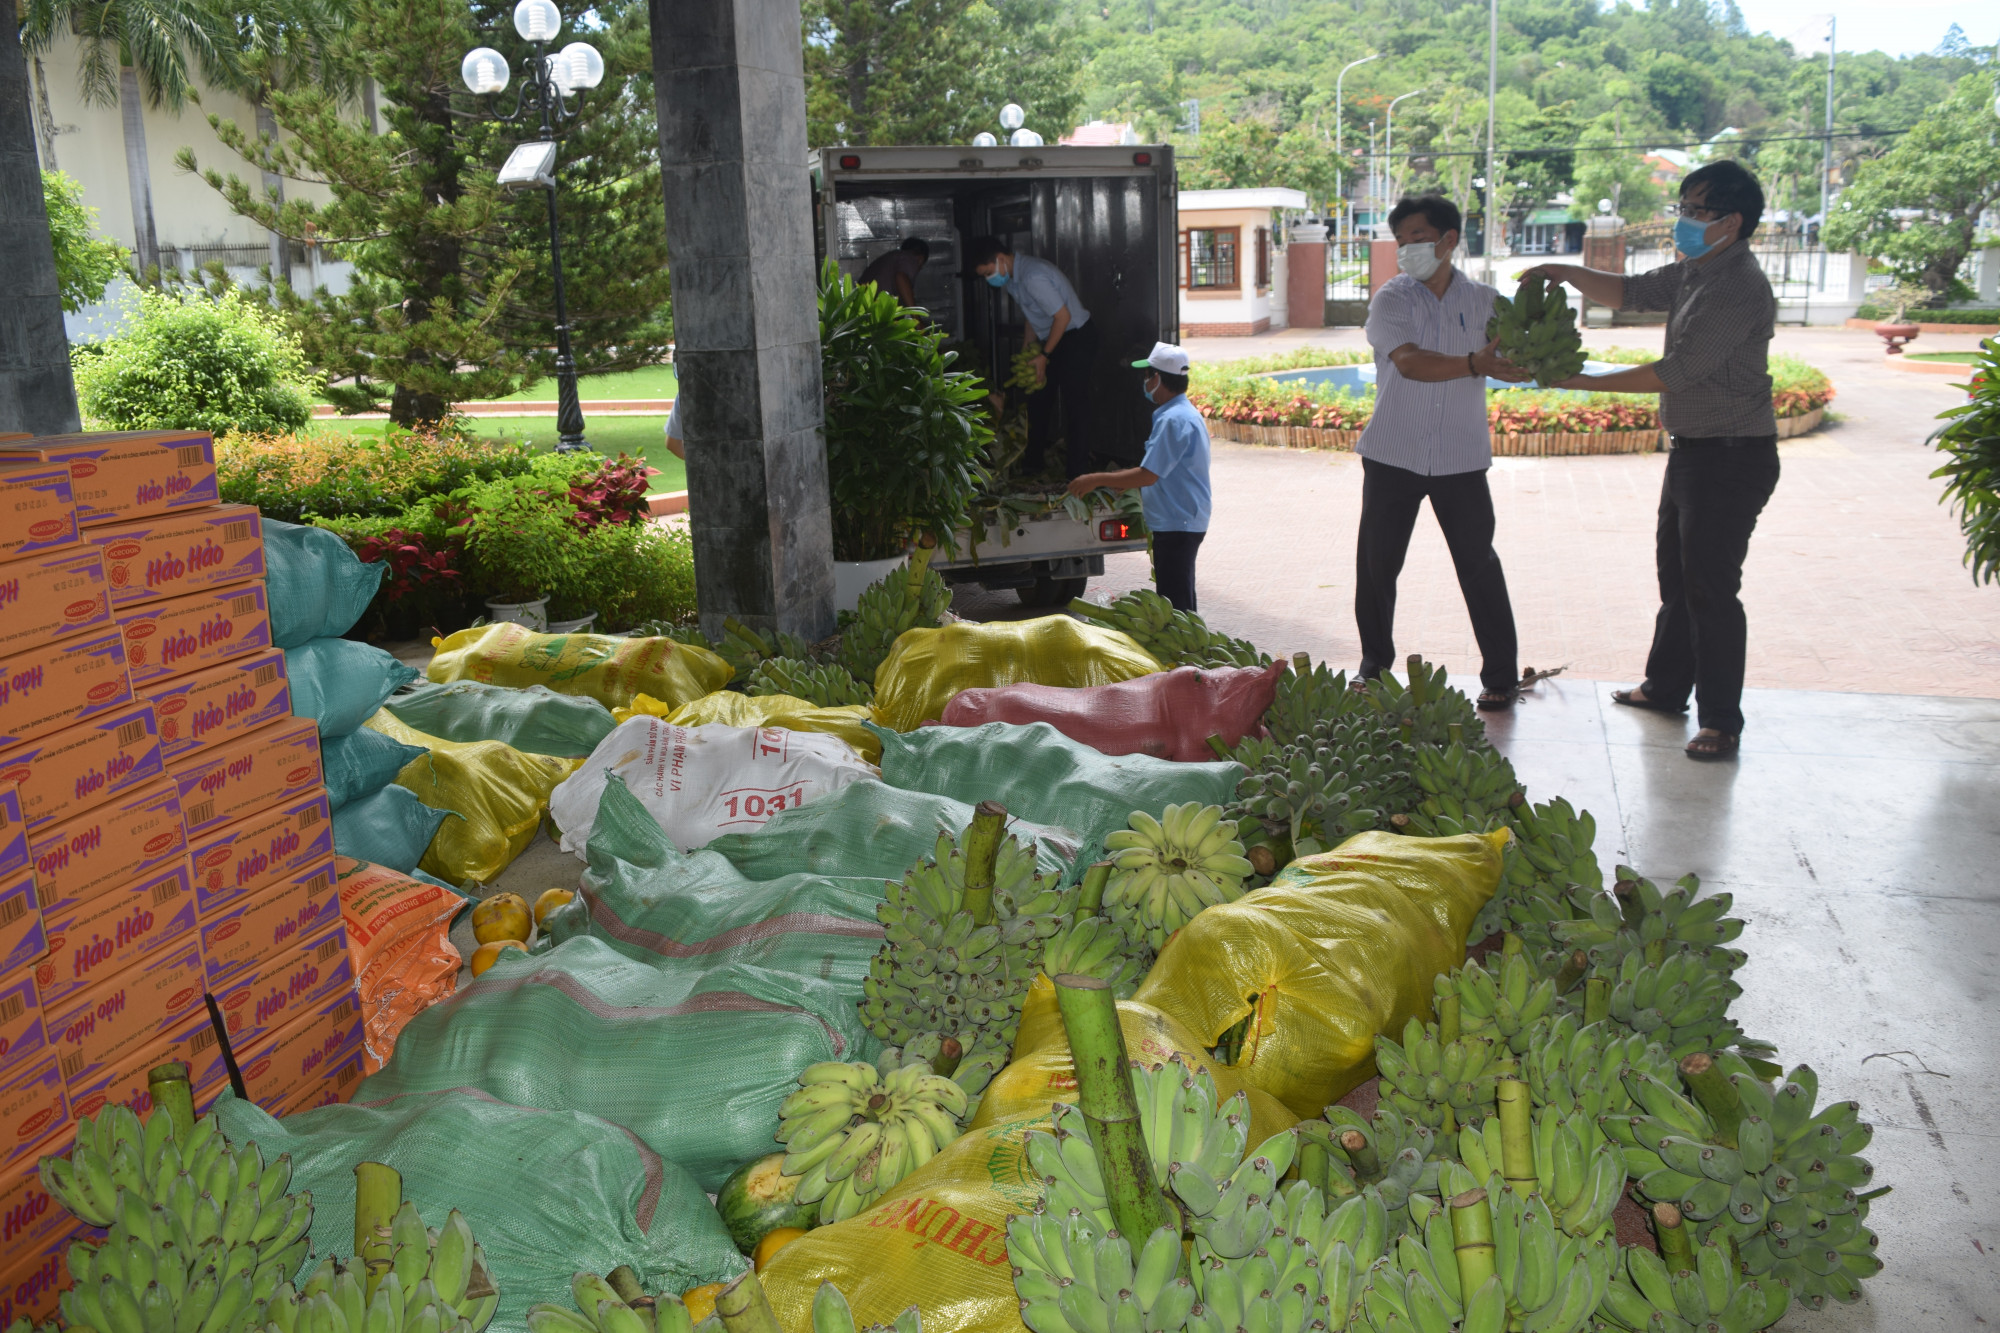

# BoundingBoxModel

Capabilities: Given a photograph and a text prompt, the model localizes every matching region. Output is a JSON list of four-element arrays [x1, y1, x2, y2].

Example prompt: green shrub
[[1931, 338, 2000, 583], [217, 428, 536, 523], [74, 288, 320, 435], [43, 170, 127, 314], [1853, 305, 1999, 325]]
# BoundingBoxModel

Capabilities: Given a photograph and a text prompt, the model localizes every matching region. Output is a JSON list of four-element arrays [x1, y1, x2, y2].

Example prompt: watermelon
[[716, 1151, 820, 1253]]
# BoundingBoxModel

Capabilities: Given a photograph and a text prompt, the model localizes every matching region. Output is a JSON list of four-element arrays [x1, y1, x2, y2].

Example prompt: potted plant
[[819, 260, 992, 611], [460, 482, 577, 630], [1873, 281, 1933, 354]]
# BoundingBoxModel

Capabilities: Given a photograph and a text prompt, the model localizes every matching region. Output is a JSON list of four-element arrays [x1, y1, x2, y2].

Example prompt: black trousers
[[1152, 530, 1204, 612], [1642, 437, 1780, 736], [1025, 319, 1100, 478], [1354, 457, 1519, 693]]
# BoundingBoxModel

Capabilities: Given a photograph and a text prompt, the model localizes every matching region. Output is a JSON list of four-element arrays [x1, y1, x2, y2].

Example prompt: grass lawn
[[491, 365, 679, 402], [1906, 351, 1984, 365], [315, 414, 687, 493]]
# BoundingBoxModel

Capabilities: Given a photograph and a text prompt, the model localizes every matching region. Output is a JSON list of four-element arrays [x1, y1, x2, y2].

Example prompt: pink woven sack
[[937, 662, 1283, 761]]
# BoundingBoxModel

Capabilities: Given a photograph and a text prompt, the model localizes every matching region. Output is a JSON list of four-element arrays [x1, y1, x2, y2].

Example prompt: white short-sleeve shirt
[[1356, 269, 1500, 477]]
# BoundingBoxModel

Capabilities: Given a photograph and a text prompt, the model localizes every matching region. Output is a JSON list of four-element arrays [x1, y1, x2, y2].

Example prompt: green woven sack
[[384, 680, 616, 758], [542, 776, 886, 988], [287, 637, 421, 738], [358, 935, 872, 1190], [266, 519, 386, 647], [212, 1088, 744, 1324], [872, 720, 1245, 857], [321, 726, 427, 811], [332, 783, 452, 873], [703, 777, 1079, 882]]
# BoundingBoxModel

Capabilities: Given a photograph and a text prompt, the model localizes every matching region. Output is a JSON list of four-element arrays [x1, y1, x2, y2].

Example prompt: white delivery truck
[[811, 144, 1180, 606]]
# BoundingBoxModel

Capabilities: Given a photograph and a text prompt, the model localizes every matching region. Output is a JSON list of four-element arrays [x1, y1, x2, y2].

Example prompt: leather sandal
[[1685, 731, 1740, 761], [1477, 687, 1518, 711], [1612, 686, 1688, 714]]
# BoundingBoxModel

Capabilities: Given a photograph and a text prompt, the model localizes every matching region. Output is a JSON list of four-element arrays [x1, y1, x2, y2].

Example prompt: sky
[[1728, 1, 1989, 59]]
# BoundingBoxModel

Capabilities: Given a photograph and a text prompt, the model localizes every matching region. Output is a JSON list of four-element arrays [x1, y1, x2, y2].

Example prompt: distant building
[[1061, 121, 1140, 146], [1176, 187, 1310, 335]]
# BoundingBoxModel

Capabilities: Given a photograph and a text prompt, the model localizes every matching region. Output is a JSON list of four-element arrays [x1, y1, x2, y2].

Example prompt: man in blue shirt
[[1066, 343, 1211, 611], [971, 236, 1099, 479]]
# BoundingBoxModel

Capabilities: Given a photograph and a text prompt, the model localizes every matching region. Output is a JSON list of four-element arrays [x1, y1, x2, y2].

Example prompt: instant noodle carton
[[0, 545, 110, 659], [0, 1124, 76, 1275], [169, 715, 321, 837], [209, 921, 353, 1052], [0, 431, 217, 528], [145, 647, 289, 763], [35, 859, 195, 1007], [0, 702, 161, 833], [0, 1227, 83, 1329], [0, 1055, 67, 1169], [0, 972, 44, 1076], [43, 935, 205, 1095], [212, 988, 363, 1113], [0, 459, 77, 562], [28, 777, 185, 908], [88, 503, 263, 608], [283, 1042, 364, 1114], [189, 790, 333, 919], [0, 871, 45, 980], [65, 1007, 215, 1122], [116, 582, 271, 689], [0, 785, 22, 882], [0, 630, 134, 754], [198, 858, 338, 988]]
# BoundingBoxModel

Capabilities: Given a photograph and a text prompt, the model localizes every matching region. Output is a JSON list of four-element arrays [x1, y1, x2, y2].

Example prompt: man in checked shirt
[[1527, 160, 1778, 761]]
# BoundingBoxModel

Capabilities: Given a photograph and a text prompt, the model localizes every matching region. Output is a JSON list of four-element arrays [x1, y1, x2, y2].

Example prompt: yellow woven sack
[[365, 709, 582, 886], [870, 617, 1162, 732], [613, 690, 881, 764], [1130, 829, 1505, 1119], [426, 623, 731, 711], [760, 981, 1295, 1333]]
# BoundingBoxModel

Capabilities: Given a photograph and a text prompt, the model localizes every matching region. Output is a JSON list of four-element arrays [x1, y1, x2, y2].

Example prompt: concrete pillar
[[1974, 245, 1999, 306], [650, 0, 834, 641], [1368, 239, 1399, 294], [1269, 244, 1289, 330], [0, 17, 80, 436], [1286, 223, 1326, 329]]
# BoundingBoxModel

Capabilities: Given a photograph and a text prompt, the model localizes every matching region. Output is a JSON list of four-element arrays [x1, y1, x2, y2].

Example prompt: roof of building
[[1178, 187, 1312, 212], [1061, 121, 1140, 146]]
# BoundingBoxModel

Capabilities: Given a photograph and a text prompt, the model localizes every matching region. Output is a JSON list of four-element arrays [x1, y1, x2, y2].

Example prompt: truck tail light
[[1098, 519, 1131, 541], [838, 154, 860, 169], [1133, 152, 1152, 166]]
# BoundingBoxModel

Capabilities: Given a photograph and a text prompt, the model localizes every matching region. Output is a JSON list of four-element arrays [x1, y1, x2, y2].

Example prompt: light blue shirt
[[1007, 254, 1091, 341], [1357, 269, 1499, 476], [1139, 394, 1211, 533], [664, 398, 680, 440]]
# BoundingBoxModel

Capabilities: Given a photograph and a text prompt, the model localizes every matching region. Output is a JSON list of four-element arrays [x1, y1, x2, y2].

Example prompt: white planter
[[485, 597, 549, 632], [546, 612, 598, 635], [834, 554, 908, 615]]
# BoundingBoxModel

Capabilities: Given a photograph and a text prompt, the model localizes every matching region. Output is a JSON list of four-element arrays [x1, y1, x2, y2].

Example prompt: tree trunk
[[31, 56, 58, 169], [389, 382, 449, 429], [360, 77, 378, 135], [255, 97, 287, 281], [119, 64, 160, 278]]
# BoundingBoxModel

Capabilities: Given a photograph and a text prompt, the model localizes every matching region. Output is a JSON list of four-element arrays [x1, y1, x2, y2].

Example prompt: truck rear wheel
[[1019, 575, 1088, 607]]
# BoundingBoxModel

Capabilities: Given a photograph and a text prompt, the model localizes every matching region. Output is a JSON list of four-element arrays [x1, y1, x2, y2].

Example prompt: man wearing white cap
[[1066, 342, 1211, 611]]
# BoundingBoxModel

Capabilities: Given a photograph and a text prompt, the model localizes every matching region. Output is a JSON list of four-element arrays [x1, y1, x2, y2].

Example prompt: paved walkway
[[958, 326, 1998, 700]]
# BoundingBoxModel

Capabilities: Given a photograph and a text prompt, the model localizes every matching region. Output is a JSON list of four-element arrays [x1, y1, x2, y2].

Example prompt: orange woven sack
[[334, 857, 466, 1071]]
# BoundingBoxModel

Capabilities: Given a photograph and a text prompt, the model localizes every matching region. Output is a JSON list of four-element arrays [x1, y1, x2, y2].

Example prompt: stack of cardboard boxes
[[0, 431, 366, 1324]]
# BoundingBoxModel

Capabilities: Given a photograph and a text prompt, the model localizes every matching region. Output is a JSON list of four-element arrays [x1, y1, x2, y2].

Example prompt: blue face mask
[[1675, 215, 1720, 259], [1142, 378, 1158, 402], [985, 271, 1009, 288]]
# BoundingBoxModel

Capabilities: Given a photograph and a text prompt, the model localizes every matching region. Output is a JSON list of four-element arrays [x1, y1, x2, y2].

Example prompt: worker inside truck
[[859, 237, 930, 309], [969, 236, 1099, 480]]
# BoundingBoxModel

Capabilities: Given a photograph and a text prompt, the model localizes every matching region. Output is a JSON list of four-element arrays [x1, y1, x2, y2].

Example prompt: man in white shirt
[[1355, 193, 1531, 709], [970, 236, 1099, 479]]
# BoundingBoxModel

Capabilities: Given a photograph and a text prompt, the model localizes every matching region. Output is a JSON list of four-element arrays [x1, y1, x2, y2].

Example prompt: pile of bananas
[[1432, 948, 1558, 1055], [811, 1282, 920, 1333], [1296, 1105, 1441, 1213], [860, 828, 1076, 1059], [529, 1272, 693, 1333], [1398, 741, 1523, 837], [1486, 273, 1587, 387], [1102, 804, 1255, 952], [713, 618, 813, 684], [1259, 657, 1364, 745], [1456, 1108, 1625, 1241], [268, 1202, 498, 1333], [1519, 1014, 1677, 1130], [835, 560, 953, 683], [775, 1060, 969, 1224], [42, 1106, 313, 1333], [1224, 719, 1407, 856], [1041, 914, 1147, 995], [1481, 798, 1603, 949], [1596, 1239, 1794, 1333], [1598, 946, 1753, 1058], [1355, 656, 1485, 750], [744, 657, 874, 708], [1371, 1015, 1505, 1134], [873, 1032, 1004, 1117], [1066, 591, 1267, 669]]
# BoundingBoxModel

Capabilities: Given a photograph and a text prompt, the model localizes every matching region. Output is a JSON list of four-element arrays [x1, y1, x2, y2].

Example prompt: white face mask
[[1397, 241, 1445, 281]]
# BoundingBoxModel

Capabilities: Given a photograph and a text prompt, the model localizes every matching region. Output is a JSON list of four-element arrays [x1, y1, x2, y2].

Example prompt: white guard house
[[1176, 187, 1310, 336]]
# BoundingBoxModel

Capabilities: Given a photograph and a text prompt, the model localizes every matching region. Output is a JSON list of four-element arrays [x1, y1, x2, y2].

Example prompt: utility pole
[[1819, 16, 1836, 235], [1484, 0, 1499, 282], [1385, 88, 1424, 209], [1335, 54, 1381, 250], [1367, 120, 1377, 236]]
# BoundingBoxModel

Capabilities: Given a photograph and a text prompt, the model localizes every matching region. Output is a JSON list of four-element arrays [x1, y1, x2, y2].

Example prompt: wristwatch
[[1467, 352, 1478, 378]]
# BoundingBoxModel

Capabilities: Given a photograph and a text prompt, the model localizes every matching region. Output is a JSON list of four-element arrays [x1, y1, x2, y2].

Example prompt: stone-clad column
[[0, 17, 81, 436], [651, 0, 834, 640]]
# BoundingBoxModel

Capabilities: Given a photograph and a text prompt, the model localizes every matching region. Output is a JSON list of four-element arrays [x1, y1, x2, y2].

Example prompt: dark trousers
[[1152, 530, 1204, 612], [1642, 437, 1780, 735], [1354, 457, 1519, 692], [1025, 319, 1099, 478]]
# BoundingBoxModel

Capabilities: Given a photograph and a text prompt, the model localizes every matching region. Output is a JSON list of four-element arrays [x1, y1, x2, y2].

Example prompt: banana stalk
[[1076, 862, 1112, 916], [355, 1162, 403, 1301], [1449, 1187, 1499, 1295], [1496, 1078, 1537, 1198], [1051, 973, 1181, 1255], [146, 1061, 197, 1140], [959, 802, 1007, 926], [1678, 1052, 1744, 1147], [715, 1271, 784, 1333], [1653, 1202, 1696, 1273]]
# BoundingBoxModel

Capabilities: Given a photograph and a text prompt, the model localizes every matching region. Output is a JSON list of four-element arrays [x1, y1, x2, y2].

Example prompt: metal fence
[[1326, 237, 1370, 300]]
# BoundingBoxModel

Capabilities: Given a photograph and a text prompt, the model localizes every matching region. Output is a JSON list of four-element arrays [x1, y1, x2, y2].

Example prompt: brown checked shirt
[[1620, 240, 1777, 438]]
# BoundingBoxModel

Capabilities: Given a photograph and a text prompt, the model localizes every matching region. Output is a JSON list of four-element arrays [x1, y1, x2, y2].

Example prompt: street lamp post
[[1484, 0, 1498, 282], [1384, 88, 1424, 208], [462, 0, 604, 453], [1334, 53, 1381, 249]]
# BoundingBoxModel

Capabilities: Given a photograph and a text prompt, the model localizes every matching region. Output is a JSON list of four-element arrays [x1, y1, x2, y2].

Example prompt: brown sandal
[[1612, 686, 1688, 714], [1685, 731, 1740, 761]]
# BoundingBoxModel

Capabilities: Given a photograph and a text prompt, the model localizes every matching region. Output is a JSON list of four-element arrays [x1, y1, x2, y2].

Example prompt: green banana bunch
[[1479, 798, 1603, 951], [1599, 945, 1751, 1058], [860, 826, 1077, 1059], [1433, 949, 1557, 1053], [1226, 720, 1407, 854], [1297, 1105, 1442, 1214], [1595, 1239, 1794, 1333], [835, 560, 952, 683], [809, 1282, 919, 1333], [1548, 869, 1746, 971], [872, 1033, 1003, 1121], [1524, 1107, 1625, 1240], [1355, 656, 1486, 751], [1103, 804, 1254, 951], [1372, 1015, 1504, 1133], [5, 1321, 58, 1333], [528, 1270, 694, 1333], [1066, 591, 1268, 670], [1041, 915, 1145, 994], [1408, 742, 1524, 827], [1008, 1214, 1206, 1333], [774, 1059, 968, 1224], [1519, 1013, 1677, 1130], [709, 617, 812, 683], [1259, 657, 1367, 747], [264, 1204, 496, 1333], [743, 657, 874, 708], [1485, 274, 1587, 387]]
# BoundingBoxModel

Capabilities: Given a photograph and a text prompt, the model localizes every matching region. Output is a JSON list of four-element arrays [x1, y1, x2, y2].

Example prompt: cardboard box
[[64, 1007, 214, 1121], [44, 936, 205, 1094], [189, 790, 333, 919], [0, 785, 21, 882], [0, 459, 77, 562], [0, 432, 218, 528], [0, 1056, 67, 1169], [0, 1217, 83, 1328], [34, 859, 195, 1007], [0, 703, 163, 833], [0, 630, 134, 755], [0, 972, 43, 1076], [225, 988, 363, 1113], [281, 1043, 365, 1116], [199, 859, 338, 988], [28, 778, 185, 908], [0, 872, 45, 982], [146, 647, 289, 763], [209, 921, 353, 1052], [116, 582, 271, 689], [169, 715, 321, 837], [88, 503, 264, 608], [0, 546, 110, 659], [0, 1125, 78, 1276]]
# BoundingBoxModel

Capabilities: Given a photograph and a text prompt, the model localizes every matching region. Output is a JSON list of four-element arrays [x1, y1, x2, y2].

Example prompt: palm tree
[[21, 0, 234, 279]]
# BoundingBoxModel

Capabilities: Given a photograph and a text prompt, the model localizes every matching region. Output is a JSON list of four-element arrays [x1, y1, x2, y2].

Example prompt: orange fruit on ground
[[534, 887, 576, 927], [471, 893, 532, 944], [469, 938, 528, 977], [752, 1226, 808, 1272], [681, 1283, 727, 1323]]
